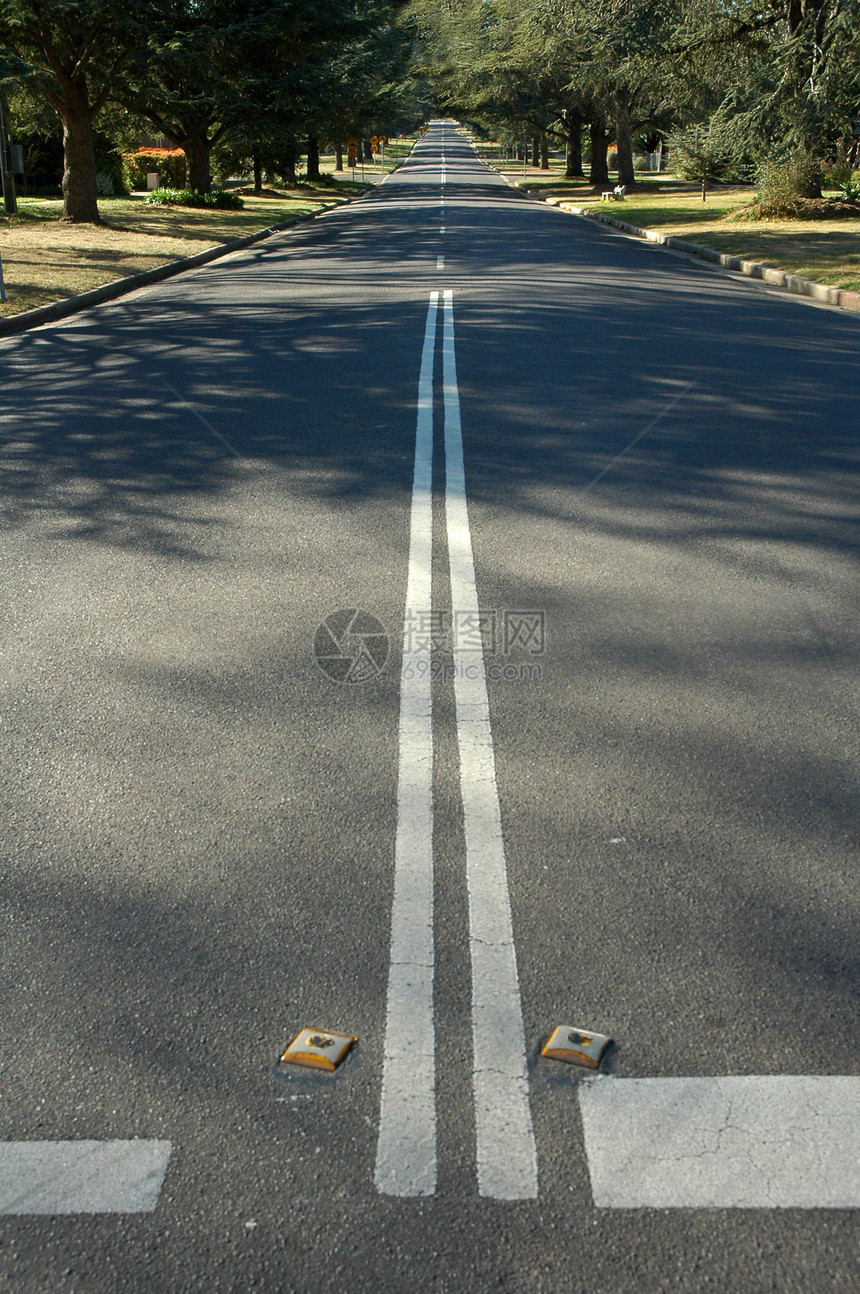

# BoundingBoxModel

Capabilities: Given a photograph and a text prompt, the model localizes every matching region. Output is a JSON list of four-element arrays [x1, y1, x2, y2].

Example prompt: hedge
[[121, 148, 186, 192]]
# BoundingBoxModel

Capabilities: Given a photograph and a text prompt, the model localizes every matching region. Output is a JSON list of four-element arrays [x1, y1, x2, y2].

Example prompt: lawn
[[0, 166, 385, 319], [498, 165, 860, 295]]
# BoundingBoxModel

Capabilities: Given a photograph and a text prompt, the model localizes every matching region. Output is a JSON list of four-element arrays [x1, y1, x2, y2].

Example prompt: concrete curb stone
[[0, 198, 349, 339], [514, 181, 859, 314]]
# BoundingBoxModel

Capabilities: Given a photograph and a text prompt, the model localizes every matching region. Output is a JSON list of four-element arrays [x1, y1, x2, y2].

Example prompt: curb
[[505, 176, 860, 314], [0, 197, 355, 338]]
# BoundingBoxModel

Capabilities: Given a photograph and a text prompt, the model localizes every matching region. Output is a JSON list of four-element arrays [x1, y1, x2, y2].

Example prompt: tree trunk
[[335, 142, 343, 172], [564, 110, 584, 177], [614, 90, 636, 188], [0, 90, 18, 214], [589, 117, 610, 187], [306, 135, 320, 180], [540, 136, 549, 169], [59, 96, 101, 223], [253, 154, 262, 194], [184, 136, 211, 193], [531, 135, 540, 167]]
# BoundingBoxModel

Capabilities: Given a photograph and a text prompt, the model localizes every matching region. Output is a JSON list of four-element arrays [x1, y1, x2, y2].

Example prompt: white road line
[[374, 292, 439, 1198], [579, 1077, 860, 1208], [0, 1141, 171, 1214], [437, 256, 445, 271], [441, 289, 538, 1201]]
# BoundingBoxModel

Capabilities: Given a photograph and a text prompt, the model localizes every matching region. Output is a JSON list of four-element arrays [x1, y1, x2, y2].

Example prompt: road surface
[[1, 122, 859, 1291]]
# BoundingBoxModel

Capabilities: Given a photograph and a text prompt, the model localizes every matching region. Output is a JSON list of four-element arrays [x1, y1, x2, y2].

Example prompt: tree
[[129, 0, 291, 194], [0, 0, 151, 220], [672, 119, 739, 198], [131, 0, 406, 194], [666, 0, 860, 164]]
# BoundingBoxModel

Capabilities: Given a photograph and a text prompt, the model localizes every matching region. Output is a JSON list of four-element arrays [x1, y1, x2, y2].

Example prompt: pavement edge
[[500, 172, 860, 314], [0, 192, 367, 338]]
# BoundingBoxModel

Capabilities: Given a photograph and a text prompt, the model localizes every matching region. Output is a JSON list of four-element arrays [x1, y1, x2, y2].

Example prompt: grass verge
[[508, 170, 860, 294], [0, 179, 369, 318]]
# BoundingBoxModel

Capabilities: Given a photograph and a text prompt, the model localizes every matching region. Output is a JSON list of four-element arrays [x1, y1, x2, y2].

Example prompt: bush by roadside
[[121, 148, 187, 192], [145, 187, 244, 210], [730, 157, 860, 221]]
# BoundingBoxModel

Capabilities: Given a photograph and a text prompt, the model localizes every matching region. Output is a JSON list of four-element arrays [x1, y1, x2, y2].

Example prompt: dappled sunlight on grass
[[0, 185, 367, 317], [514, 177, 860, 293]]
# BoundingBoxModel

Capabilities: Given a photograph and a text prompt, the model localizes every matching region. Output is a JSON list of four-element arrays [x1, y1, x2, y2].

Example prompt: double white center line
[[375, 291, 538, 1201]]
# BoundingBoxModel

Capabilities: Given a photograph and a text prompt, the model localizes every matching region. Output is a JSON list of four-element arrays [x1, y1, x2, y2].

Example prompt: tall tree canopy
[[0, 0, 152, 219]]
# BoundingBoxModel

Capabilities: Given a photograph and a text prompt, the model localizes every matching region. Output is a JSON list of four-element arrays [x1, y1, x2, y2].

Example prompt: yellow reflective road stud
[[279, 1028, 357, 1072], [541, 1025, 611, 1070]]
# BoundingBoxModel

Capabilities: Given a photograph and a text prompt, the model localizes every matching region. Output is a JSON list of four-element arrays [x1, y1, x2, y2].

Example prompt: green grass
[[0, 177, 371, 317], [0, 142, 421, 317], [517, 174, 860, 294]]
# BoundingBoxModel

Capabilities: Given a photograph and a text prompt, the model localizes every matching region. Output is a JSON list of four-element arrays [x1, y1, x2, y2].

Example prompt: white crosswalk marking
[[579, 1077, 860, 1208], [0, 1141, 171, 1215]]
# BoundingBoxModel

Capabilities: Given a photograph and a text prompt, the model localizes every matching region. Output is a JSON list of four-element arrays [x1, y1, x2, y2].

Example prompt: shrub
[[824, 163, 860, 203], [607, 148, 618, 170], [672, 126, 737, 186], [144, 187, 245, 209], [122, 148, 186, 192], [209, 189, 244, 209], [756, 154, 822, 205]]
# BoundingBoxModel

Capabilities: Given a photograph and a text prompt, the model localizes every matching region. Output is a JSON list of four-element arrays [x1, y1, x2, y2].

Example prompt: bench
[[601, 185, 627, 201]]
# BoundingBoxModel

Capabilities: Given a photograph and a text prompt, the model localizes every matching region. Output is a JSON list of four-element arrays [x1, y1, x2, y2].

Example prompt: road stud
[[542, 1025, 611, 1070], [279, 1029, 357, 1072]]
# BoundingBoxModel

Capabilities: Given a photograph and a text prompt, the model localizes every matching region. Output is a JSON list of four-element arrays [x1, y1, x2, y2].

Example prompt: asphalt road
[[1, 122, 859, 1291]]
